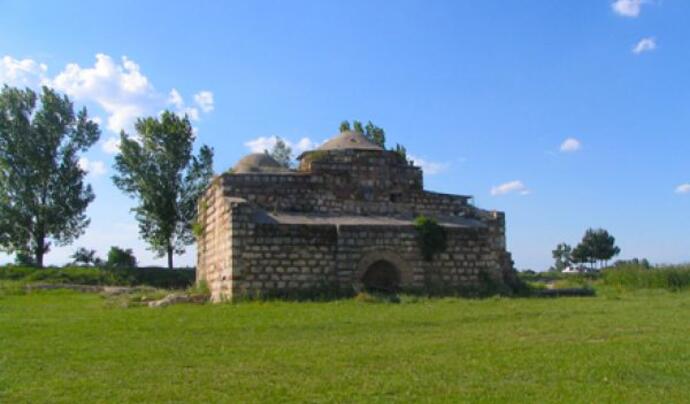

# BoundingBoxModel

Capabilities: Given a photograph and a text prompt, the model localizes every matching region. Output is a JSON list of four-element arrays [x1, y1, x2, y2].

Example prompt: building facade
[[196, 131, 515, 301]]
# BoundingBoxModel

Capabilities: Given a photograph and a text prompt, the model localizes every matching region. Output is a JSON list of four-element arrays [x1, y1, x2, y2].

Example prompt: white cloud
[[1, 53, 214, 134], [293, 137, 318, 153], [0, 56, 48, 88], [167, 88, 184, 109], [612, 0, 648, 17], [245, 136, 279, 153], [49, 54, 155, 133], [183, 107, 200, 121], [408, 154, 449, 175], [491, 180, 530, 196], [560, 137, 582, 152], [78, 157, 107, 177], [633, 37, 656, 54], [194, 91, 214, 113], [244, 136, 320, 154], [165, 88, 202, 121], [675, 184, 690, 194], [101, 136, 121, 154]]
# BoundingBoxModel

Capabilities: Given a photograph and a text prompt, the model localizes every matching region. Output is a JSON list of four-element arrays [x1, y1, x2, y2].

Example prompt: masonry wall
[[198, 198, 509, 301], [198, 148, 514, 301], [231, 223, 339, 297], [220, 150, 475, 218], [196, 182, 232, 300]]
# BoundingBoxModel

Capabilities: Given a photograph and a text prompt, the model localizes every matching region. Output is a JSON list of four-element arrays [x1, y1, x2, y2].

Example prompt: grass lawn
[[1, 284, 689, 403]]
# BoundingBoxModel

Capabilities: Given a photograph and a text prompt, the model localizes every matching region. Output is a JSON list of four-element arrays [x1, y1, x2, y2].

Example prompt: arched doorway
[[361, 260, 400, 293]]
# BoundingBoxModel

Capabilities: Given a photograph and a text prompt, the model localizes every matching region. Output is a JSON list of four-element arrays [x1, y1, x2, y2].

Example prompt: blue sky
[[1, 0, 689, 270]]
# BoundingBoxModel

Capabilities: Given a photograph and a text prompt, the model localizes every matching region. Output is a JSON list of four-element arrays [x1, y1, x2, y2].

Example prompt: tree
[[113, 111, 214, 269], [0, 86, 100, 267], [571, 242, 593, 268], [353, 120, 364, 133], [268, 137, 292, 168], [14, 251, 35, 267], [572, 228, 621, 269], [393, 144, 409, 163], [551, 243, 572, 272], [585, 228, 620, 268], [106, 246, 137, 268], [71, 247, 99, 266], [338, 120, 386, 148], [364, 121, 386, 148]]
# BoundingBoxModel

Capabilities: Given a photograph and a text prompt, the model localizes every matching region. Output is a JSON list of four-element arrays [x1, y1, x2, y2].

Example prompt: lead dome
[[232, 153, 291, 174]]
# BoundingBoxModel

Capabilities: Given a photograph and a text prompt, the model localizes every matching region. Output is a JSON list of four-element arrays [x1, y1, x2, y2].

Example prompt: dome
[[316, 130, 384, 152], [232, 153, 291, 174]]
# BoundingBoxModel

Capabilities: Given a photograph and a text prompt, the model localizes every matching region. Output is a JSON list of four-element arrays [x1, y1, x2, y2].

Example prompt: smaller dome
[[317, 130, 383, 151], [232, 153, 291, 174]]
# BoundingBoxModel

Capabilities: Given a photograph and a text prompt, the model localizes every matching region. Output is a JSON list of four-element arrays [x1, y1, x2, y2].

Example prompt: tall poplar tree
[[0, 86, 100, 267], [112, 111, 213, 269]]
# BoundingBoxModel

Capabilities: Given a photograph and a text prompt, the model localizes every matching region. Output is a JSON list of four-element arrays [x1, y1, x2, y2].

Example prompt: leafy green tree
[[113, 111, 214, 269], [106, 246, 137, 268], [71, 247, 99, 266], [14, 251, 35, 267], [571, 242, 592, 268], [0, 86, 100, 267], [551, 243, 572, 272], [394, 143, 409, 163], [353, 120, 364, 133], [364, 121, 385, 148], [585, 228, 620, 268], [338, 120, 386, 148], [572, 228, 621, 269], [268, 137, 292, 168]]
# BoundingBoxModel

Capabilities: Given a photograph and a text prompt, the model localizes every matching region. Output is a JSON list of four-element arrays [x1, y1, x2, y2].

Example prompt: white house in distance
[[562, 265, 598, 274]]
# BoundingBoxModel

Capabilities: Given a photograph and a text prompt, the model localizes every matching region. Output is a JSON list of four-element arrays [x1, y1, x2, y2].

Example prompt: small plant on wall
[[414, 216, 447, 261]]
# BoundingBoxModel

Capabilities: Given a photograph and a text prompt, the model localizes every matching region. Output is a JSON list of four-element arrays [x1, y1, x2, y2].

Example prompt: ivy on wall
[[414, 215, 447, 261]]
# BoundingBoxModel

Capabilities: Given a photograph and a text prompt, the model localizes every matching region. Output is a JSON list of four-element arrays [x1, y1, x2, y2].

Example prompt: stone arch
[[355, 250, 412, 292], [361, 260, 400, 292]]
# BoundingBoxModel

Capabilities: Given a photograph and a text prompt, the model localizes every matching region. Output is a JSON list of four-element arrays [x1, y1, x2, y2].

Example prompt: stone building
[[196, 130, 515, 301]]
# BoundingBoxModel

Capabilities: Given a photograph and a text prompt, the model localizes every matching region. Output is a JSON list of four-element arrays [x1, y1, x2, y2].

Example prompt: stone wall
[[198, 197, 509, 301], [220, 150, 473, 218], [196, 183, 232, 299], [197, 147, 514, 301], [231, 222, 339, 297]]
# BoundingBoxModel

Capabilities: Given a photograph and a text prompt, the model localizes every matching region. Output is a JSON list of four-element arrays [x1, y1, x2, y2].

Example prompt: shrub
[[106, 247, 137, 268], [187, 279, 210, 297], [70, 247, 101, 266], [24, 267, 115, 285], [0, 265, 195, 289], [123, 267, 195, 289], [14, 251, 36, 267], [414, 215, 447, 261], [0, 266, 37, 280]]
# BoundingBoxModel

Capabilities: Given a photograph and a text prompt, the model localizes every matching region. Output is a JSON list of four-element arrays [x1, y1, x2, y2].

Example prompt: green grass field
[[1, 284, 690, 403]]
